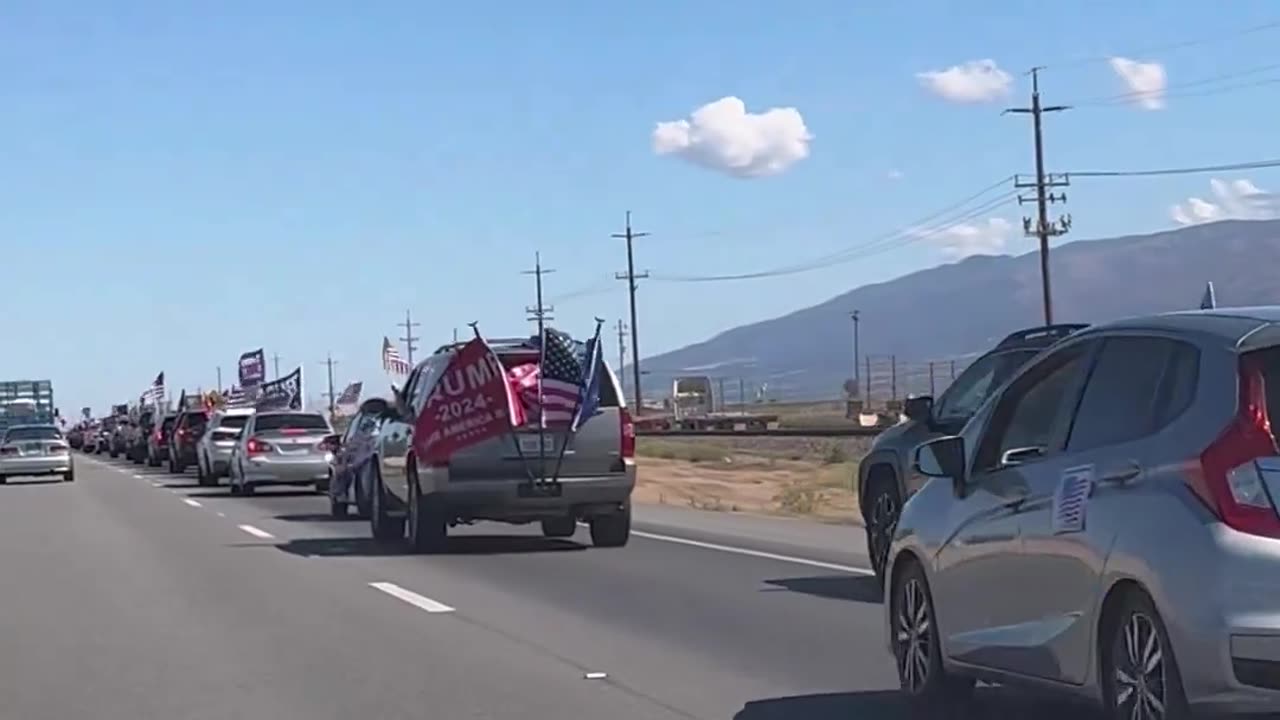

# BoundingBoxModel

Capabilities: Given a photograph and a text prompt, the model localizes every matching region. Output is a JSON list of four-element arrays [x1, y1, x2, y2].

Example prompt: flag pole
[[468, 322, 536, 484], [549, 318, 605, 484]]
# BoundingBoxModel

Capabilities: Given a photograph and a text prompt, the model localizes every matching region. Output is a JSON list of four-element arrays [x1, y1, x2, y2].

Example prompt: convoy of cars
[[48, 308, 1280, 716]]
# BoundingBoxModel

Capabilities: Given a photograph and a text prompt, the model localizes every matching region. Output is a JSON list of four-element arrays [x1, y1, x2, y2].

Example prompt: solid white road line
[[183, 499, 202, 508], [368, 582, 455, 614], [237, 524, 275, 540], [630, 529, 873, 576]]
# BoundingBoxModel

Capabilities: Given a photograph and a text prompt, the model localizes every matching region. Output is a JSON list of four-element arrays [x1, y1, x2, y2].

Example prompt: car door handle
[[1098, 462, 1142, 486]]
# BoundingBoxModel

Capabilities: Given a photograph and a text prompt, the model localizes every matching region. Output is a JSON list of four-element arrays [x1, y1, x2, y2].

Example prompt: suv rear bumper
[[431, 471, 635, 523]]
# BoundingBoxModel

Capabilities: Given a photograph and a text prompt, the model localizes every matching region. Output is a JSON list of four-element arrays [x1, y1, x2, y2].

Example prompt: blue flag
[[571, 332, 605, 432]]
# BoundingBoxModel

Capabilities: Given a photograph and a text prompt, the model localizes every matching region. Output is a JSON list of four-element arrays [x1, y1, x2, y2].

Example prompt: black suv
[[856, 323, 1087, 583]]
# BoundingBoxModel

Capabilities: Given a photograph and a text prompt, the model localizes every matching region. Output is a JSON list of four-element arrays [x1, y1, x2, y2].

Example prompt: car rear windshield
[[4, 427, 62, 442], [161, 417, 177, 433], [184, 411, 208, 425], [255, 414, 328, 432], [218, 415, 250, 429]]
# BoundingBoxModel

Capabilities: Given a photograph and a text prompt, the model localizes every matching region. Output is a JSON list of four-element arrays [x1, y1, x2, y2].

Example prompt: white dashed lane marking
[[368, 582, 455, 614], [237, 524, 275, 540], [182, 499, 202, 508]]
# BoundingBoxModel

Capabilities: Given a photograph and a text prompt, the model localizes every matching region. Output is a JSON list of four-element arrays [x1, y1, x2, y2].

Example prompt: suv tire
[[864, 471, 901, 587], [589, 504, 631, 548], [406, 474, 447, 554], [370, 469, 404, 543]]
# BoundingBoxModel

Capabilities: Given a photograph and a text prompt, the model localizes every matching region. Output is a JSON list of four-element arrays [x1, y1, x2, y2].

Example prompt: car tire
[[173, 459, 186, 474], [329, 496, 349, 519], [890, 559, 975, 711], [864, 472, 901, 588], [588, 504, 631, 548], [369, 468, 404, 543], [63, 470, 74, 482], [1100, 586, 1189, 720], [0, 475, 7, 485], [354, 475, 372, 519], [541, 517, 577, 538], [405, 472, 447, 554]]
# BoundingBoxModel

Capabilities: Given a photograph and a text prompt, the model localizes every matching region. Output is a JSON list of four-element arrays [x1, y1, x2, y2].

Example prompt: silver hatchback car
[[888, 307, 1280, 719]]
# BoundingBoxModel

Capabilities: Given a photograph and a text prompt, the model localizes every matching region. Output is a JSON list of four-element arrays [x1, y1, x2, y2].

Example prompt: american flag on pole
[[508, 329, 584, 427], [383, 337, 410, 375], [142, 372, 165, 404], [335, 381, 362, 406]]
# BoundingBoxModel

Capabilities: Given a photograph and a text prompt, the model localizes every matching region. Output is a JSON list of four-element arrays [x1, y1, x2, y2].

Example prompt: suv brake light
[[619, 407, 636, 458], [1196, 353, 1280, 539], [246, 437, 272, 455]]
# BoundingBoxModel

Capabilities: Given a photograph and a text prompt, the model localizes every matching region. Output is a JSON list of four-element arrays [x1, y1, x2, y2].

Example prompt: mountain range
[[636, 218, 1280, 402]]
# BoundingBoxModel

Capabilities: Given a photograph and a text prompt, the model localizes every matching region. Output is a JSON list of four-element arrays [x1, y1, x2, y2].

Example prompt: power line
[[1046, 19, 1280, 71], [649, 177, 1015, 283], [1067, 158, 1280, 178], [1068, 60, 1280, 108]]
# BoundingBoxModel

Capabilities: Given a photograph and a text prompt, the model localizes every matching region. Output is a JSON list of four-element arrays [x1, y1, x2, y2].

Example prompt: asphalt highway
[[0, 454, 1093, 719]]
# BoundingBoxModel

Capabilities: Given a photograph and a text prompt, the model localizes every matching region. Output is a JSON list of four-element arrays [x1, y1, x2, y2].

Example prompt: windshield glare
[[933, 349, 1039, 423]]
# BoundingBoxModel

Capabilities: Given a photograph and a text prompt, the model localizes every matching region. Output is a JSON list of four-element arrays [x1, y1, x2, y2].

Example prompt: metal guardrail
[[636, 426, 883, 438]]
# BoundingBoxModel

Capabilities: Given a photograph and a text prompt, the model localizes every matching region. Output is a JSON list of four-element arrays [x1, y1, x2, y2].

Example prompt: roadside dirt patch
[[633, 436, 875, 524]]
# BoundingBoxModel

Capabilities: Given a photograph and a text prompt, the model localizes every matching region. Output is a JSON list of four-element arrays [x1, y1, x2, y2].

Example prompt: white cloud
[[916, 60, 1013, 104], [652, 96, 813, 179], [1108, 57, 1167, 110], [1171, 178, 1280, 225], [887, 169, 905, 180], [913, 217, 1014, 258]]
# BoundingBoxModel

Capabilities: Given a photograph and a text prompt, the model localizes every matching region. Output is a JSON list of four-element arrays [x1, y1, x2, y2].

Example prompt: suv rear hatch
[[445, 350, 633, 481]]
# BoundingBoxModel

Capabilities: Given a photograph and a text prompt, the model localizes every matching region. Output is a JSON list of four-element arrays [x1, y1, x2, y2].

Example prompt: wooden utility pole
[[322, 354, 338, 416], [1005, 67, 1072, 325], [615, 319, 628, 396], [271, 353, 281, 380], [612, 211, 649, 412], [399, 310, 421, 365]]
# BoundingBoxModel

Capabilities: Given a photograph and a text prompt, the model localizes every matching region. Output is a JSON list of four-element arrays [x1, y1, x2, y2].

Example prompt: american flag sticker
[[1052, 465, 1095, 535]]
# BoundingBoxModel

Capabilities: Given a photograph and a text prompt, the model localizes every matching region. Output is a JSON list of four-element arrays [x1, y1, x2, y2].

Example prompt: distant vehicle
[[325, 397, 390, 518], [167, 409, 209, 474], [82, 423, 102, 453], [0, 380, 55, 434], [147, 413, 178, 467], [0, 424, 73, 483], [887, 307, 1280, 718], [631, 375, 778, 432], [109, 417, 132, 458], [226, 411, 335, 495], [67, 426, 84, 450], [856, 324, 1087, 583], [126, 408, 156, 464], [363, 336, 634, 553], [194, 407, 254, 486]]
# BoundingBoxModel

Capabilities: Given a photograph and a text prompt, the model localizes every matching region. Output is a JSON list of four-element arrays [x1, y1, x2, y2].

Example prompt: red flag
[[412, 337, 526, 464]]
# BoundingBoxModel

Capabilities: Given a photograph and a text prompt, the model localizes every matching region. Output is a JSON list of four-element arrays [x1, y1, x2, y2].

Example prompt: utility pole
[[399, 310, 421, 365], [613, 211, 649, 412], [615, 319, 628, 396], [1005, 67, 1072, 325], [522, 252, 556, 336], [271, 353, 281, 380], [322, 354, 338, 417], [850, 311, 860, 397], [452, 327, 459, 343], [216, 366, 222, 393]]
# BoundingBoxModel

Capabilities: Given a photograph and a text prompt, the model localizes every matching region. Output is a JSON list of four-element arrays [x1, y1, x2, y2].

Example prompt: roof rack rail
[[430, 336, 538, 356], [994, 323, 1090, 350]]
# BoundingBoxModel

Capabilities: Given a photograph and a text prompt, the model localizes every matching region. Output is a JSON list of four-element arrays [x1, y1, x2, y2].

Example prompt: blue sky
[[3, 0, 1279, 415]]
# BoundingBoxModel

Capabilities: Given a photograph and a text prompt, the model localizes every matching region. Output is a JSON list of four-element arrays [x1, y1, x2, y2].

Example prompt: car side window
[[973, 341, 1097, 473], [933, 352, 1006, 425], [1066, 337, 1200, 453]]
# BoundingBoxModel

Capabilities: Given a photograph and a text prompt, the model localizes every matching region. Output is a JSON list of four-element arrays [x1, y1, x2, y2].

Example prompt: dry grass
[[633, 435, 876, 524]]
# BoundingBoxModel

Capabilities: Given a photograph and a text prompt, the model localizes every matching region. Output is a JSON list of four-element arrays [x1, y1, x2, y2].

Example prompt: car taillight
[[246, 438, 272, 455], [0, 446, 17, 456], [1195, 353, 1280, 539], [152, 430, 162, 443], [317, 438, 336, 452], [47, 443, 68, 453], [619, 407, 636, 458]]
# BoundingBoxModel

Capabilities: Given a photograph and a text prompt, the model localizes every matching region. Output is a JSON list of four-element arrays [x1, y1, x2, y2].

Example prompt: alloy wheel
[[895, 578, 932, 693], [1113, 612, 1167, 720]]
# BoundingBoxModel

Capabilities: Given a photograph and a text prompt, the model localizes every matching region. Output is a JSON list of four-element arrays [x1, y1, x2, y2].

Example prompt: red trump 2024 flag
[[412, 337, 527, 464]]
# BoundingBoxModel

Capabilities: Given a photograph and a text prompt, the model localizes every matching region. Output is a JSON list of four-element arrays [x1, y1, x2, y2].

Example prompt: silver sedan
[[227, 411, 335, 496], [0, 425, 73, 483]]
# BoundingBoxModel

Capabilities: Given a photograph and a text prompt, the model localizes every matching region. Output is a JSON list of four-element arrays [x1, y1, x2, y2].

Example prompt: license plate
[[517, 435, 554, 455], [23, 442, 40, 454], [279, 447, 310, 456]]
